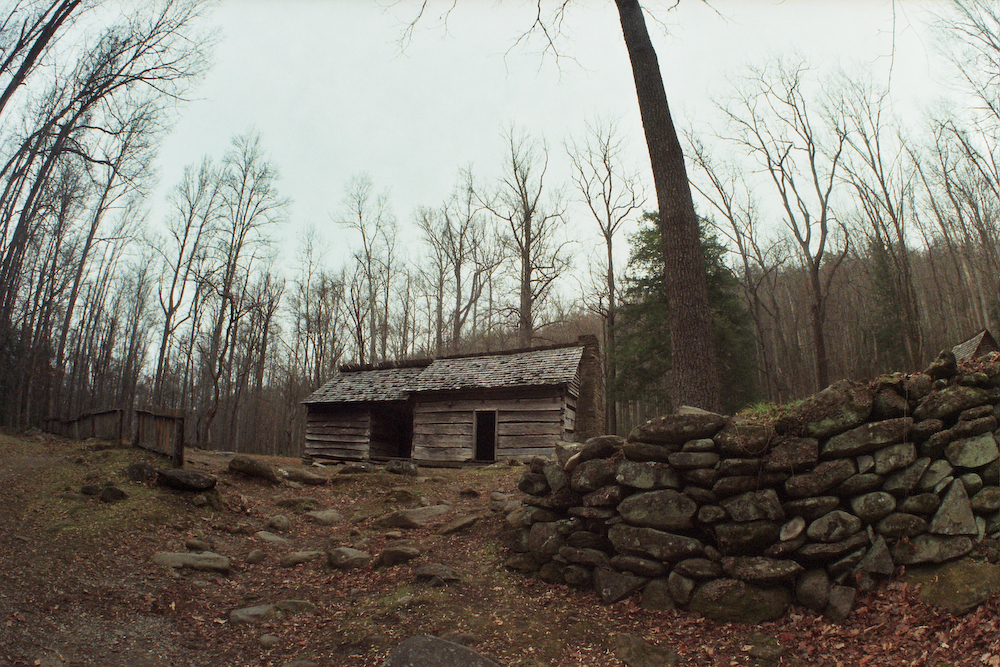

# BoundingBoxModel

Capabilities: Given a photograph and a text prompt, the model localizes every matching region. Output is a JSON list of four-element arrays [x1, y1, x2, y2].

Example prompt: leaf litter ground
[[0, 432, 996, 667]]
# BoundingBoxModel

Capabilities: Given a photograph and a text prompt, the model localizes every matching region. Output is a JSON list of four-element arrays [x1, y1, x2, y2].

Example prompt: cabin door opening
[[474, 410, 497, 462], [369, 404, 413, 459]]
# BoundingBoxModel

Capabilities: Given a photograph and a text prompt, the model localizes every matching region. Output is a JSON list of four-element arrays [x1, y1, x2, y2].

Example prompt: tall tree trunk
[[614, 0, 720, 411], [519, 229, 532, 347], [809, 262, 830, 388], [606, 242, 618, 434]]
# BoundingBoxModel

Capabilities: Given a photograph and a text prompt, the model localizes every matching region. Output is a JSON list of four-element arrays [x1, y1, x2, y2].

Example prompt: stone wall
[[501, 352, 1000, 623]]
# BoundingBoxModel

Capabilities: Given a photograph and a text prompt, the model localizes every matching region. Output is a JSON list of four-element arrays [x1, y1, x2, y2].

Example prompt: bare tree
[[0, 0, 211, 426], [834, 73, 923, 370], [337, 173, 397, 364], [197, 131, 285, 448], [417, 167, 502, 354], [0, 0, 83, 120], [935, 0, 1000, 130], [0, 0, 211, 327], [415, 205, 449, 355], [482, 126, 568, 348], [150, 157, 220, 403], [686, 133, 792, 402], [52, 99, 159, 408], [720, 58, 850, 391], [289, 227, 345, 386], [567, 116, 644, 433]]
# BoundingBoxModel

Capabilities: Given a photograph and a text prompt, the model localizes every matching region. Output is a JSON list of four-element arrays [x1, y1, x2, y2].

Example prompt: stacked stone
[[502, 352, 1000, 623]]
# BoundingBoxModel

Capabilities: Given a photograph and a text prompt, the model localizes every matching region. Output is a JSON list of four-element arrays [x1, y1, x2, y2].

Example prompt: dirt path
[[0, 434, 197, 667]]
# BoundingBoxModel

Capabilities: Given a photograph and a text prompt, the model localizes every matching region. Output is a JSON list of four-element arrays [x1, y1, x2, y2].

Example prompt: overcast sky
[[149, 0, 944, 275]]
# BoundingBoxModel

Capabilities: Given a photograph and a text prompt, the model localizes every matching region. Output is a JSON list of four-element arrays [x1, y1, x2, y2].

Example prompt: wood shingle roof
[[303, 344, 585, 405], [413, 346, 584, 393], [302, 366, 426, 404]]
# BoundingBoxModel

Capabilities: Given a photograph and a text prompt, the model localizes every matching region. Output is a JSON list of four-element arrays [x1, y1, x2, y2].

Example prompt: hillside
[[0, 432, 996, 667]]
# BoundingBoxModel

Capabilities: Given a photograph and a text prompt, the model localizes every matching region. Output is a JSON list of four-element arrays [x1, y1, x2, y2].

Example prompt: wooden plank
[[413, 408, 473, 419], [413, 414, 473, 428], [306, 441, 367, 455], [305, 426, 368, 436], [305, 434, 369, 445], [412, 412, 475, 425], [306, 428, 369, 439], [307, 414, 368, 424], [496, 409, 564, 423], [306, 425, 369, 436], [307, 411, 368, 423], [305, 436, 369, 446], [307, 439, 366, 452], [413, 445, 474, 462], [414, 403, 562, 415], [308, 449, 366, 462], [308, 409, 368, 419], [413, 433, 469, 448], [313, 454, 366, 462], [307, 411, 368, 421], [497, 435, 560, 448], [414, 396, 562, 413], [498, 422, 563, 437], [412, 424, 474, 437]]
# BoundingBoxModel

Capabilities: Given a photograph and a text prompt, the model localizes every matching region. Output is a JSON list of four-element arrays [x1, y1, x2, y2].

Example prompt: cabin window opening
[[474, 410, 497, 462]]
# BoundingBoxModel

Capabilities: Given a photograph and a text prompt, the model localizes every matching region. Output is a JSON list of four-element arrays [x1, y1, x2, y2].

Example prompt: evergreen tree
[[614, 212, 760, 415]]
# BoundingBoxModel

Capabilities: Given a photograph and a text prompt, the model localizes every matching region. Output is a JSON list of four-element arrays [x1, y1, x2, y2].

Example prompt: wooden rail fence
[[44, 409, 123, 442], [133, 409, 185, 468], [43, 408, 185, 468]]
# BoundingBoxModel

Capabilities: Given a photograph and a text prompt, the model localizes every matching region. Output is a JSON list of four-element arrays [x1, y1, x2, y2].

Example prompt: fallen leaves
[[2, 439, 999, 667]]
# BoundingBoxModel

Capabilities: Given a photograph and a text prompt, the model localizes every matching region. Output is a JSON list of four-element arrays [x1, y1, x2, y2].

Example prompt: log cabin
[[302, 337, 601, 464]]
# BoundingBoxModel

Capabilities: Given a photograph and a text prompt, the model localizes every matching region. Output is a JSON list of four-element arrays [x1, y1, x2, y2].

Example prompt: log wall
[[305, 406, 370, 461], [412, 391, 571, 463]]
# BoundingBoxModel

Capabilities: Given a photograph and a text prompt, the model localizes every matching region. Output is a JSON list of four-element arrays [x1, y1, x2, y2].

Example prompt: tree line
[[2, 0, 999, 455]]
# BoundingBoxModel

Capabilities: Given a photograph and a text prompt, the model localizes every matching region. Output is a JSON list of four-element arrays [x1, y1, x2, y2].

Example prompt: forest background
[[2, 0, 1000, 456]]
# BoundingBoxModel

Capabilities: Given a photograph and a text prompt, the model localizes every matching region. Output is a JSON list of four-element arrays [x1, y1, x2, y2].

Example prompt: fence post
[[171, 411, 184, 468]]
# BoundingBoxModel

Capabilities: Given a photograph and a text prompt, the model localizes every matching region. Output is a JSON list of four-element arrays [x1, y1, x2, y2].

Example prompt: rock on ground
[[227, 455, 281, 483], [615, 633, 680, 667], [380, 635, 502, 667], [153, 552, 230, 572], [156, 468, 217, 492]]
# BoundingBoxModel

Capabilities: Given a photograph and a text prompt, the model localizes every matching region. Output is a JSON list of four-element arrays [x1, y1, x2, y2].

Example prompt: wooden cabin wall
[[305, 406, 370, 461], [564, 393, 577, 439], [412, 390, 569, 462]]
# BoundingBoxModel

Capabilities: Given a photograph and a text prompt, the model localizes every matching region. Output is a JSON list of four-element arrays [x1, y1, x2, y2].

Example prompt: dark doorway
[[369, 404, 413, 459], [475, 410, 497, 462]]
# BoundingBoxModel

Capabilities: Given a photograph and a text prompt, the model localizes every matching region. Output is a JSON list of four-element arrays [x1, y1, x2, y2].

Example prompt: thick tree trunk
[[614, 0, 720, 411]]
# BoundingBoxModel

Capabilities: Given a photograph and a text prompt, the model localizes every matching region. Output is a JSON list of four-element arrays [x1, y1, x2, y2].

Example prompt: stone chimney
[[574, 334, 604, 441]]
